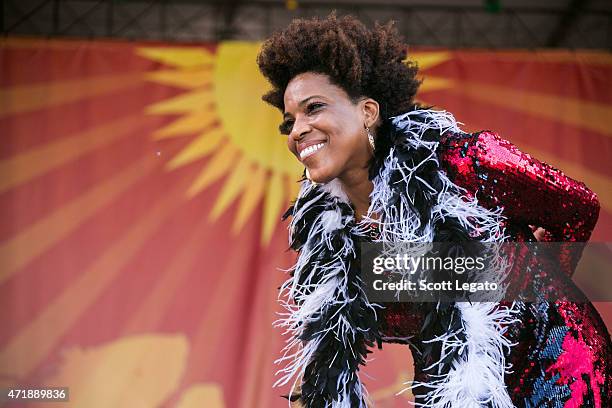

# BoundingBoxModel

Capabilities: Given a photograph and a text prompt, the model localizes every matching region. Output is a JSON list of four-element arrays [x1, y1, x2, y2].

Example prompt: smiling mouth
[[299, 142, 326, 160]]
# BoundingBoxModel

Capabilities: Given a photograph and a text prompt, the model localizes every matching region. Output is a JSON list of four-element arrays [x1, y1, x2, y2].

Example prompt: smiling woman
[[281, 72, 380, 218], [257, 12, 611, 408]]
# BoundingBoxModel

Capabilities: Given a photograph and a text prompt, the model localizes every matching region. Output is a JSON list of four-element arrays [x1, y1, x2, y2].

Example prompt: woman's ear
[[360, 98, 380, 129]]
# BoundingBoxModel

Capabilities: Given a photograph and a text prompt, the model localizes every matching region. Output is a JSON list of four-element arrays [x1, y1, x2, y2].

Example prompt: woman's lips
[[298, 142, 327, 160]]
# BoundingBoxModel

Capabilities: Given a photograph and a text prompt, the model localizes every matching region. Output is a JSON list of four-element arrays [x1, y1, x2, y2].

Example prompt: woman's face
[[281, 72, 377, 184]]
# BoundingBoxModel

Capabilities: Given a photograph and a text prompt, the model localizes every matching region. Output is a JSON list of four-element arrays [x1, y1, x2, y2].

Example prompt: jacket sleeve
[[438, 130, 600, 274]]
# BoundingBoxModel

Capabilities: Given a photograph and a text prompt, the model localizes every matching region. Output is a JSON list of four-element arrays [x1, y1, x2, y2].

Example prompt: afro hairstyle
[[256, 12, 421, 120]]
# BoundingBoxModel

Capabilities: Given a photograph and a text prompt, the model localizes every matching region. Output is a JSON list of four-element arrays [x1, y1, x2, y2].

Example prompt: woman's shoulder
[[435, 130, 488, 197], [436, 128, 600, 243], [438, 129, 540, 172]]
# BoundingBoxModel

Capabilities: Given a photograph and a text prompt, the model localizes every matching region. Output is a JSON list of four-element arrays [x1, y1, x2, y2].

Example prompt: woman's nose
[[290, 116, 311, 141]]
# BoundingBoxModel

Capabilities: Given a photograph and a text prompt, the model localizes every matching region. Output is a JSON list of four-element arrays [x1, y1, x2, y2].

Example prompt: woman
[[257, 13, 611, 408]]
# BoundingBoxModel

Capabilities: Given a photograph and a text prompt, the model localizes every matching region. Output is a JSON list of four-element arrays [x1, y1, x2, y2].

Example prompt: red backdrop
[[1, 38, 610, 407]]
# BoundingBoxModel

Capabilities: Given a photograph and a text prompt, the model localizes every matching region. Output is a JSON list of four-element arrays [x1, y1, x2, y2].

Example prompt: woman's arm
[[438, 130, 600, 274]]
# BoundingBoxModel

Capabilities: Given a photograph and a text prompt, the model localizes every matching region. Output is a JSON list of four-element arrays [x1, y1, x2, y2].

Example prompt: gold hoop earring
[[365, 125, 375, 151]]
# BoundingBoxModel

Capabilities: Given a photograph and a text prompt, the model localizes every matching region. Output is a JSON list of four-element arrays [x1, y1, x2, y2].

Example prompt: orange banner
[[1, 38, 610, 407]]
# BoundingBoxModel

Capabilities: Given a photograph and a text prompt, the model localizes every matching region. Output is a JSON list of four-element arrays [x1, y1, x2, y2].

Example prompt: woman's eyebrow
[[298, 95, 325, 106], [283, 95, 326, 118]]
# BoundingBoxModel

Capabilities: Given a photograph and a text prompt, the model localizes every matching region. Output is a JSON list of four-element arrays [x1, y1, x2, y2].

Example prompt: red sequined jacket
[[379, 130, 611, 407]]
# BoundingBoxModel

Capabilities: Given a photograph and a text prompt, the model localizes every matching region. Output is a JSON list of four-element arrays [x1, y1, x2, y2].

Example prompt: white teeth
[[300, 143, 326, 159]]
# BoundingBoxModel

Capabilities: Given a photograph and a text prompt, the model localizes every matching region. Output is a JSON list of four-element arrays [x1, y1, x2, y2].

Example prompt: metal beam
[[546, 0, 590, 47], [2, 0, 610, 49]]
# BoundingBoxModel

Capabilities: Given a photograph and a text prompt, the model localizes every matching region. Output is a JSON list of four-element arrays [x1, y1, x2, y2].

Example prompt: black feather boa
[[282, 187, 380, 407], [276, 109, 515, 408]]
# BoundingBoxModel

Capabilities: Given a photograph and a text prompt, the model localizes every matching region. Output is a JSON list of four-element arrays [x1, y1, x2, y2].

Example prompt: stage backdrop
[[1, 38, 611, 408]]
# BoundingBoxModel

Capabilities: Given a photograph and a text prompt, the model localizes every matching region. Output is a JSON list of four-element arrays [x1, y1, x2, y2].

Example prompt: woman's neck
[[338, 167, 373, 221]]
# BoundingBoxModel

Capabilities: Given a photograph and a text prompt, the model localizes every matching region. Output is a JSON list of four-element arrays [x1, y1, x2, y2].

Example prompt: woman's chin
[[307, 168, 336, 184]]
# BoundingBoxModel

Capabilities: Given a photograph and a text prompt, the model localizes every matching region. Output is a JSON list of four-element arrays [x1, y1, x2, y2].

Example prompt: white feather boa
[[275, 109, 519, 408]]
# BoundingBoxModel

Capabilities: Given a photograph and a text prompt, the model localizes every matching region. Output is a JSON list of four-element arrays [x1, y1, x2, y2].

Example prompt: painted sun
[[137, 43, 450, 244]]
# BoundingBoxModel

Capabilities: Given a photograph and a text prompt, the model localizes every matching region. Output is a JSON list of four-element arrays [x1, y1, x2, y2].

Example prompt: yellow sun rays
[[145, 70, 212, 89], [0, 73, 145, 118], [186, 143, 240, 197], [411, 51, 454, 94], [139, 45, 453, 245], [147, 89, 216, 114], [0, 176, 190, 380], [152, 109, 218, 140], [0, 114, 144, 193], [166, 128, 225, 169], [209, 158, 252, 220], [136, 47, 215, 69], [444, 79, 612, 136], [139, 43, 303, 245], [0, 153, 159, 285]]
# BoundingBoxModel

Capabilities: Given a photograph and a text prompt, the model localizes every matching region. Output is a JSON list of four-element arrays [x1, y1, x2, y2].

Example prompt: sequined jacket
[[379, 130, 611, 407]]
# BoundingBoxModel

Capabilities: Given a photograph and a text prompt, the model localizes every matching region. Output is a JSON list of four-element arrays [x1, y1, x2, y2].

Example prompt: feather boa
[[275, 109, 519, 407]]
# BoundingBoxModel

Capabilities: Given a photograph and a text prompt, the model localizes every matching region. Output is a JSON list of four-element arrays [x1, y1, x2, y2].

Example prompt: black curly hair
[[256, 12, 421, 120]]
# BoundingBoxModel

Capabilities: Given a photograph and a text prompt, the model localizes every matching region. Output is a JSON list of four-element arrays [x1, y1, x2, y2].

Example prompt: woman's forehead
[[284, 73, 347, 108]]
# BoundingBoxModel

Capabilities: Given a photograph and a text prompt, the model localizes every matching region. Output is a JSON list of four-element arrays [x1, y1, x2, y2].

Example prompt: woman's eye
[[279, 103, 323, 135], [307, 102, 324, 113]]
